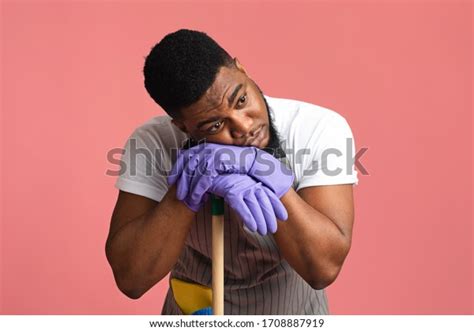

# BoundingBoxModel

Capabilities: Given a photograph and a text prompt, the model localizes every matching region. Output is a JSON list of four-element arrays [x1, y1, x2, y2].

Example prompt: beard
[[257, 87, 287, 159]]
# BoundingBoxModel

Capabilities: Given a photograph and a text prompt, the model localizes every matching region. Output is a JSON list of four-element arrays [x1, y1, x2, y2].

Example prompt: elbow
[[308, 268, 339, 290], [110, 265, 147, 300], [310, 238, 351, 290], [118, 284, 144, 300], [105, 242, 146, 300], [307, 237, 351, 290], [105, 239, 169, 300], [113, 270, 148, 300], [308, 252, 348, 290]]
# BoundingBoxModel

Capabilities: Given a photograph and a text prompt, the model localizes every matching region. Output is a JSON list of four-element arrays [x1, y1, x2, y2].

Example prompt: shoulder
[[264, 94, 353, 146], [266, 96, 359, 188], [128, 115, 187, 150]]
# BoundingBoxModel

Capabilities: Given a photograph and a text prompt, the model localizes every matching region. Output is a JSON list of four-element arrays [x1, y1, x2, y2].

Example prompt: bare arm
[[274, 184, 354, 289], [105, 184, 195, 299]]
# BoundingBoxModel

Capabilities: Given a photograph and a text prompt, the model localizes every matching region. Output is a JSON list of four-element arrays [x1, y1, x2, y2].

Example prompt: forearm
[[274, 188, 350, 289], [106, 184, 195, 298]]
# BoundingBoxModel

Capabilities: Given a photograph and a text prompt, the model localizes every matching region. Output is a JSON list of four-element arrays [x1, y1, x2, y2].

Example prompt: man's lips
[[246, 125, 265, 146]]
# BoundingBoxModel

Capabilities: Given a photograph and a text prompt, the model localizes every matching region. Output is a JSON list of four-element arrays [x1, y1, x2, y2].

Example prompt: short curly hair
[[143, 29, 235, 118]]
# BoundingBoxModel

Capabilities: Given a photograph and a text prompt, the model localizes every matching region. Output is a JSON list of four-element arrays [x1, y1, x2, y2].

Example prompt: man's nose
[[230, 114, 253, 139]]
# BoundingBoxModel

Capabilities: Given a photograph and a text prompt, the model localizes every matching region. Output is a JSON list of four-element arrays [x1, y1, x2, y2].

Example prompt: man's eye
[[207, 120, 224, 133], [237, 94, 247, 107]]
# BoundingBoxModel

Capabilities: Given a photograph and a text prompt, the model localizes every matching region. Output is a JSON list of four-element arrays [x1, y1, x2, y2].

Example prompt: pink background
[[1, 0, 472, 314]]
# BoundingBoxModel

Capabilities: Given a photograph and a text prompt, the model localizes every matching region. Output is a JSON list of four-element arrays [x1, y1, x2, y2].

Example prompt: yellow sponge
[[170, 278, 213, 315]]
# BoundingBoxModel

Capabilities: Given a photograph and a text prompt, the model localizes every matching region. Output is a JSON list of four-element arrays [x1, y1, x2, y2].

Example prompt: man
[[105, 29, 359, 315]]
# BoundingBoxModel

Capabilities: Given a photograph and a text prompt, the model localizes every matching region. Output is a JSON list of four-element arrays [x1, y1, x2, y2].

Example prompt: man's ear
[[234, 57, 248, 76], [171, 119, 188, 134]]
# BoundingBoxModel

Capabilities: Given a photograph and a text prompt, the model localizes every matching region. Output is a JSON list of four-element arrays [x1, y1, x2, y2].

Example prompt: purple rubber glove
[[168, 142, 294, 205], [167, 146, 213, 212], [209, 173, 288, 235]]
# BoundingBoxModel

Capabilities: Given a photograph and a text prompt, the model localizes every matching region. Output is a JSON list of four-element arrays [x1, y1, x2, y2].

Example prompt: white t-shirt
[[115, 95, 359, 314]]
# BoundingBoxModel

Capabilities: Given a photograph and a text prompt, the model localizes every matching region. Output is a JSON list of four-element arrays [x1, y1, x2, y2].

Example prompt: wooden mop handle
[[211, 194, 224, 315]]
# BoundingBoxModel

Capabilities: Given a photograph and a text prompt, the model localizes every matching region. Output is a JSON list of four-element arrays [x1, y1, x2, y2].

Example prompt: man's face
[[171, 60, 272, 149]]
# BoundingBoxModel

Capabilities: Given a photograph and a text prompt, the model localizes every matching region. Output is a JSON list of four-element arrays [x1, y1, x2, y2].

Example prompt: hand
[[167, 146, 214, 212], [168, 142, 295, 202], [208, 173, 288, 235]]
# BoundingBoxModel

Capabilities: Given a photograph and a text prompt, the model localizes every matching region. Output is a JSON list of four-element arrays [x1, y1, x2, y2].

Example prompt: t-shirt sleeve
[[296, 113, 359, 192], [114, 128, 170, 202]]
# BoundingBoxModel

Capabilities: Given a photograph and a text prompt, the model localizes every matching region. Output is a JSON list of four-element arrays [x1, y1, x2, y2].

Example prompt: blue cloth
[[191, 306, 213, 315]]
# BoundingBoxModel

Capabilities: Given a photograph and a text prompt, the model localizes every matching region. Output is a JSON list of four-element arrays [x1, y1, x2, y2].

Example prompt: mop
[[170, 194, 224, 315], [171, 138, 224, 315]]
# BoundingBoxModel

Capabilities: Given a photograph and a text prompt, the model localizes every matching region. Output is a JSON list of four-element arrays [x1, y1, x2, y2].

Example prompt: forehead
[[182, 66, 247, 119]]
